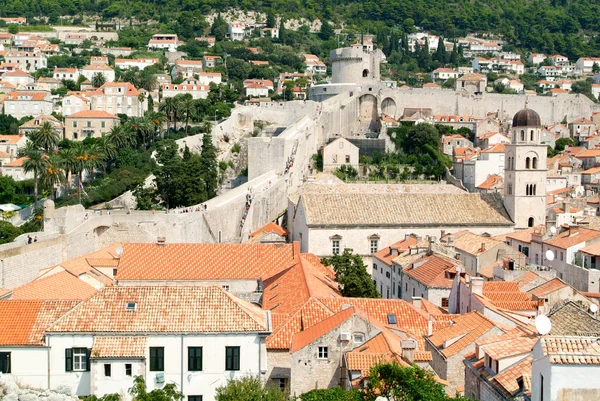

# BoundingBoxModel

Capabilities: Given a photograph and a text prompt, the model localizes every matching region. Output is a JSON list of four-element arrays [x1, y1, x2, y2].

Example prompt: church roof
[[512, 108, 541, 128]]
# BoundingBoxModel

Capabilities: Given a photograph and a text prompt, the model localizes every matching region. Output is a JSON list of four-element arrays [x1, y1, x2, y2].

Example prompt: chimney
[[441, 230, 446, 239], [481, 242, 486, 252], [401, 339, 416, 363], [427, 315, 433, 336], [405, 234, 410, 241], [156, 236, 166, 245], [470, 277, 484, 297], [448, 235, 455, 246], [563, 201, 569, 213], [412, 296, 422, 309]]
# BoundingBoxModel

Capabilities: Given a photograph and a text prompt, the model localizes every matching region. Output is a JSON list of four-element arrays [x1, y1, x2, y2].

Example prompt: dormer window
[[125, 302, 137, 311]]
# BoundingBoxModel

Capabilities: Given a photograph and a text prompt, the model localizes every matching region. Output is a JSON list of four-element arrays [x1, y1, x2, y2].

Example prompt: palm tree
[[97, 136, 117, 169], [22, 148, 47, 206], [146, 110, 167, 142], [159, 97, 177, 134], [128, 117, 153, 150], [58, 147, 77, 195], [28, 121, 60, 154], [40, 155, 65, 201], [138, 69, 158, 91], [91, 72, 106, 88], [174, 94, 195, 137], [107, 124, 137, 149]]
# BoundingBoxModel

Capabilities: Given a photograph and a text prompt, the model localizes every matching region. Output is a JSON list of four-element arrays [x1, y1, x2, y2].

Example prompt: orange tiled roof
[[427, 312, 497, 358], [482, 281, 538, 311], [577, 149, 600, 158], [402, 254, 457, 288], [545, 227, 600, 250], [67, 110, 120, 119], [373, 236, 418, 265], [3, 156, 28, 167], [453, 231, 503, 255], [249, 222, 289, 238], [493, 355, 532, 396], [528, 278, 568, 298], [477, 260, 503, 279], [483, 335, 537, 359], [540, 336, 600, 364], [346, 352, 390, 377], [476, 174, 503, 190], [116, 242, 299, 281], [513, 271, 545, 289], [91, 336, 147, 358], [47, 286, 268, 333], [0, 134, 24, 144], [481, 143, 505, 153], [290, 307, 355, 352], [10, 270, 98, 301], [0, 300, 79, 345], [579, 241, 600, 256]]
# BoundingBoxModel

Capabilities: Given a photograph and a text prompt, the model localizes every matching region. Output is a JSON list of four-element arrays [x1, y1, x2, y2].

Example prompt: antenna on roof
[[535, 314, 552, 335]]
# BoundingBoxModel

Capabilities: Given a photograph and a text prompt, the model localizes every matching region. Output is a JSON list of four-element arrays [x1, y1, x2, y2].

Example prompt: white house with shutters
[[45, 286, 270, 401]]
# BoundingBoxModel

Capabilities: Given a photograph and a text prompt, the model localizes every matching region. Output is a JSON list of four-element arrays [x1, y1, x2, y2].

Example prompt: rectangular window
[[345, 155, 350, 163], [73, 121, 77, 128], [373, 279, 376, 287], [0, 352, 10, 373], [150, 347, 164, 371], [189, 396, 203, 401], [188, 347, 203, 371], [318, 346, 328, 359], [101, 121, 106, 128], [370, 240, 379, 254], [560, 252, 564, 261], [87, 120, 91, 127], [73, 348, 89, 371], [353, 334, 364, 345], [125, 363, 132, 376], [104, 363, 111, 377], [273, 378, 286, 391], [442, 298, 449, 308], [373, 264, 377, 271], [332, 240, 340, 255], [225, 346, 240, 371]]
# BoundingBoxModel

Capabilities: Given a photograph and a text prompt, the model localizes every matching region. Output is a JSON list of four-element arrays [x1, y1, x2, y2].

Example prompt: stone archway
[[381, 97, 397, 119], [359, 94, 378, 132]]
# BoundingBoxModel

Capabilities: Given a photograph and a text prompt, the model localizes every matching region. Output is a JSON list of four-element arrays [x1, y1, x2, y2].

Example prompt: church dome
[[512, 108, 541, 128]]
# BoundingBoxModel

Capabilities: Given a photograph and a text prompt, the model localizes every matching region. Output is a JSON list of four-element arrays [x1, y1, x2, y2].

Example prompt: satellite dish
[[550, 226, 557, 234], [535, 315, 552, 335], [591, 304, 599, 313], [116, 246, 124, 256], [546, 250, 555, 261]]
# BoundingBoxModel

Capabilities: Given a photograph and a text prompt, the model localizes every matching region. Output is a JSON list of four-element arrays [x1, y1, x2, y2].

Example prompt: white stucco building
[[321, 138, 359, 173]]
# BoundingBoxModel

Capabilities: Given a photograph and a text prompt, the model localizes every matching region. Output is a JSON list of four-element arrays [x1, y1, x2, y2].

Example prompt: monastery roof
[[0, 300, 79, 345], [427, 312, 497, 358], [47, 286, 268, 333], [91, 336, 147, 359], [115, 242, 300, 281], [300, 190, 512, 227], [10, 270, 98, 301], [544, 227, 600, 250], [540, 336, 600, 365]]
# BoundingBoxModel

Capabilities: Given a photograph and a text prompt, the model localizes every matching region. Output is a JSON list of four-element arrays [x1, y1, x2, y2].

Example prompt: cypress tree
[[200, 132, 218, 199]]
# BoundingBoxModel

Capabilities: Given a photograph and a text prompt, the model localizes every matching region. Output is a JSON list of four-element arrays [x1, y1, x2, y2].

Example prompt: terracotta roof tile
[[403, 254, 457, 288], [482, 282, 538, 311], [91, 336, 147, 358], [483, 336, 537, 359], [373, 236, 418, 265], [493, 355, 532, 396], [10, 270, 98, 301], [249, 222, 289, 238], [116, 242, 299, 281], [67, 110, 120, 119], [47, 286, 268, 333], [540, 336, 600, 364], [544, 227, 600, 250], [0, 300, 78, 345], [506, 225, 546, 243], [528, 278, 568, 298], [427, 312, 497, 358], [476, 174, 503, 190], [453, 231, 503, 255], [291, 307, 355, 352]]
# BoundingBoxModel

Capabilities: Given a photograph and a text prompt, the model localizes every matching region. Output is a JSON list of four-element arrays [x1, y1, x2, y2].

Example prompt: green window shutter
[[65, 348, 73, 372], [86, 349, 91, 372]]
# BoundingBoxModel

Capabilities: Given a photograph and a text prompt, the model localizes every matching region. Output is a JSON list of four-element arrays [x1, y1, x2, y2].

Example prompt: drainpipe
[[180, 335, 184, 394], [46, 335, 51, 389]]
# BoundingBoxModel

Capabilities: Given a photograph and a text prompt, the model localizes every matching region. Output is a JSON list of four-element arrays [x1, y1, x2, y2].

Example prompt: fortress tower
[[503, 108, 547, 229], [330, 45, 383, 84]]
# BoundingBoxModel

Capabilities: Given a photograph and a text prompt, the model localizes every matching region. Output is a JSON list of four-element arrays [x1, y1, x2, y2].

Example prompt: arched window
[[528, 217, 535, 227], [530, 130, 534, 141], [362, 69, 369, 77], [521, 130, 525, 141], [532, 157, 538, 169], [525, 157, 531, 169], [526, 184, 530, 196]]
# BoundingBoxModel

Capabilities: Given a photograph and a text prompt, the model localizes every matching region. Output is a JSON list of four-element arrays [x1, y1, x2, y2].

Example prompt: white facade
[[115, 58, 158, 70], [0, 347, 49, 389], [46, 333, 265, 401], [161, 82, 209, 100], [322, 138, 359, 172], [81, 65, 116, 83], [62, 95, 90, 116], [5, 51, 47, 72], [197, 73, 222, 86], [53, 69, 80, 82], [228, 24, 246, 41]]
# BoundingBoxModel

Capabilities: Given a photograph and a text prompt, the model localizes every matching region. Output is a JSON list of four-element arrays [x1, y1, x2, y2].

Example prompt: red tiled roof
[[249, 222, 289, 238], [476, 174, 503, 190], [545, 227, 600, 250], [373, 236, 418, 265], [290, 307, 355, 352], [116, 242, 300, 281], [541, 336, 600, 364], [47, 286, 268, 333], [528, 278, 568, 298], [10, 270, 98, 301], [67, 110, 119, 119], [91, 336, 147, 358], [402, 254, 457, 288], [482, 282, 538, 311], [427, 312, 497, 358], [493, 356, 532, 396]]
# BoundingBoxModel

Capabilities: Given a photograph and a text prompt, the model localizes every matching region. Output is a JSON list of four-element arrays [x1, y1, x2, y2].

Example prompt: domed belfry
[[504, 108, 547, 229]]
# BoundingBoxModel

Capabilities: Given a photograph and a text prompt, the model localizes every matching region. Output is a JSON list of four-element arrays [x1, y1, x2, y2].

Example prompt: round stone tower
[[330, 45, 382, 84]]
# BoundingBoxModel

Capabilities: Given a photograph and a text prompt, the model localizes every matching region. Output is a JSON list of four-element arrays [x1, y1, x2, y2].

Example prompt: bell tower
[[503, 108, 547, 229]]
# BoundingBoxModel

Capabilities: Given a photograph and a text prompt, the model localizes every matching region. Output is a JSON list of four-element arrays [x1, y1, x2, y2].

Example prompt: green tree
[[129, 376, 184, 401], [299, 387, 363, 401], [159, 97, 178, 134], [266, 11, 276, 28], [593, 62, 600, 74], [211, 14, 228, 42], [554, 137, 574, 153], [366, 363, 470, 401], [39, 154, 65, 201], [321, 249, 380, 298], [107, 124, 137, 150], [200, 132, 218, 199], [215, 376, 287, 401], [7, 24, 19, 34], [58, 147, 77, 195], [0, 221, 23, 245], [92, 72, 106, 88], [21, 145, 47, 206], [28, 121, 60, 154], [319, 20, 334, 40]]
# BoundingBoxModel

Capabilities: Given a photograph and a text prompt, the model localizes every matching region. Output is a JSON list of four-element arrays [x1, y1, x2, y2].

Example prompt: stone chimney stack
[[470, 277, 484, 297]]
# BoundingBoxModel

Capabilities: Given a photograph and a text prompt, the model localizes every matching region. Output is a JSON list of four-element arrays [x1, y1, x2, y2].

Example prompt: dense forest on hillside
[[2, 0, 600, 57]]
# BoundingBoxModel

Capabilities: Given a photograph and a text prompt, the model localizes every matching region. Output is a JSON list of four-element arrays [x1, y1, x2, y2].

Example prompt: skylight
[[387, 314, 397, 325]]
